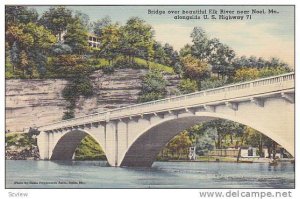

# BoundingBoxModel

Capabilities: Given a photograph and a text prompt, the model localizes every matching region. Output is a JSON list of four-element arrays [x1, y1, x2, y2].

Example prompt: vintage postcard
[[4, 4, 295, 191]]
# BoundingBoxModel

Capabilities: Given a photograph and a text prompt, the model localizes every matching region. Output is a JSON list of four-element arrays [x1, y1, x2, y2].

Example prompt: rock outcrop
[[5, 145, 40, 160], [6, 69, 180, 132]]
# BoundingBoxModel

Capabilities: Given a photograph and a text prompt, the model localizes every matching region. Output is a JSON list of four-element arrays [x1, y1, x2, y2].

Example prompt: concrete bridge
[[36, 72, 295, 167]]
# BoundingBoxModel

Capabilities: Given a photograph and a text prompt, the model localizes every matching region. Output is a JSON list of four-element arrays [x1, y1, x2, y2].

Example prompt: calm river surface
[[6, 160, 294, 188]]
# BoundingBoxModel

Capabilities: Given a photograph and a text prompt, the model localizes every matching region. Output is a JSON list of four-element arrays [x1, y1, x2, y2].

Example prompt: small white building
[[241, 147, 259, 158], [88, 34, 101, 48]]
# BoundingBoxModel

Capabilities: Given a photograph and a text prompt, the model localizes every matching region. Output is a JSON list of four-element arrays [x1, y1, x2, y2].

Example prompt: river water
[[6, 160, 294, 188]]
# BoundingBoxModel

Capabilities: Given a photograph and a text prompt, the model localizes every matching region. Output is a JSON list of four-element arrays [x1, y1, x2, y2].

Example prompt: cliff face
[[5, 69, 180, 132]]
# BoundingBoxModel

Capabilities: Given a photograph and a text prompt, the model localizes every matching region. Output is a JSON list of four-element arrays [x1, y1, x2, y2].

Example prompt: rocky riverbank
[[5, 133, 40, 160], [6, 145, 40, 160]]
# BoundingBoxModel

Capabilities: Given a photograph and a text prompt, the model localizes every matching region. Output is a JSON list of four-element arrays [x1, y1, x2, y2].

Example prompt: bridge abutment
[[36, 73, 295, 167]]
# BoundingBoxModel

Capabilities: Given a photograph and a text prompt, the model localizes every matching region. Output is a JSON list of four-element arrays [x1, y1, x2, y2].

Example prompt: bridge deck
[[39, 72, 294, 132]]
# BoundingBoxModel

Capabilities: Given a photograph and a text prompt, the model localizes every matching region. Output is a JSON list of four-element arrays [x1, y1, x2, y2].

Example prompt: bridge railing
[[38, 72, 294, 131]]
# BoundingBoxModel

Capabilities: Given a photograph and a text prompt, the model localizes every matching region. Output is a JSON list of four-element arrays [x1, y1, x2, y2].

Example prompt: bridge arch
[[120, 113, 293, 167], [50, 129, 106, 161]]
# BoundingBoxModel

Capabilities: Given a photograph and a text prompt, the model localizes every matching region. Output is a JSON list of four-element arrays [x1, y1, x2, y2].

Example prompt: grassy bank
[[196, 156, 237, 162], [74, 135, 106, 161], [6, 133, 36, 148], [90, 57, 175, 74]]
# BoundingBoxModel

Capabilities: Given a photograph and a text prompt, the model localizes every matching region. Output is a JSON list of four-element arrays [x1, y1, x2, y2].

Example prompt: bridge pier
[[37, 131, 49, 160], [36, 73, 294, 167]]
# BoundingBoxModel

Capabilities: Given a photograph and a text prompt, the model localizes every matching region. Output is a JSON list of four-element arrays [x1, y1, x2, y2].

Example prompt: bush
[[5, 71, 15, 79], [201, 78, 228, 90], [258, 66, 292, 78], [62, 76, 93, 120], [138, 69, 168, 102], [62, 77, 93, 100], [140, 70, 167, 94], [138, 92, 164, 103], [178, 78, 198, 94], [62, 110, 75, 120], [89, 58, 100, 66], [6, 133, 36, 147]]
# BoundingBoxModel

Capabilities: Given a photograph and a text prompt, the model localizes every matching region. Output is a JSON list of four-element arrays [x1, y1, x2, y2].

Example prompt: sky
[[31, 5, 294, 67]]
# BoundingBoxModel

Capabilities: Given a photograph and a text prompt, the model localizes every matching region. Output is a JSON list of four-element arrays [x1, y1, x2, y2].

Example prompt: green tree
[[138, 70, 167, 102], [163, 43, 180, 67], [6, 22, 56, 78], [19, 50, 29, 77], [166, 132, 193, 159], [179, 44, 192, 58], [97, 23, 121, 63], [234, 68, 260, 82], [209, 41, 235, 79], [64, 19, 89, 55], [190, 27, 210, 62], [5, 6, 38, 26], [194, 127, 217, 155], [62, 110, 75, 120], [203, 120, 245, 149], [177, 78, 198, 94], [39, 6, 73, 41], [120, 17, 154, 64], [93, 16, 112, 37], [61, 74, 94, 120], [74, 11, 91, 30], [51, 42, 72, 56], [6, 24, 34, 49], [188, 27, 236, 79], [236, 126, 253, 162], [153, 41, 167, 64], [181, 54, 210, 89], [25, 23, 57, 53], [9, 41, 19, 73], [232, 56, 289, 69], [51, 55, 92, 77], [258, 66, 292, 78], [201, 77, 227, 90]]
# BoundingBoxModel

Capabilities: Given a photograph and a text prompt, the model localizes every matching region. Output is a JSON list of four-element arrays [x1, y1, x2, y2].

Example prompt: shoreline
[[157, 157, 295, 164], [6, 158, 295, 164]]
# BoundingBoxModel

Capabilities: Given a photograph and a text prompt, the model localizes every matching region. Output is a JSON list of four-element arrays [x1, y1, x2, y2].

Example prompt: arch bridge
[[37, 73, 295, 167]]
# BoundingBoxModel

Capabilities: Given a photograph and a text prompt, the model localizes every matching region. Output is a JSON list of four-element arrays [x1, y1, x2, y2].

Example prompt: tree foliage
[[189, 27, 235, 79], [93, 16, 112, 37], [234, 68, 260, 82], [6, 6, 38, 26], [39, 6, 73, 41], [138, 70, 167, 102], [98, 23, 121, 62], [6, 22, 56, 78], [165, 132, 193, 159], [180, 54, 211, 89], [201, 77, 227, 90], [120, 17, 154, 63], [178, 78, 198, 94], [64, 18, 90, 54], [51, 55, 92, 77]]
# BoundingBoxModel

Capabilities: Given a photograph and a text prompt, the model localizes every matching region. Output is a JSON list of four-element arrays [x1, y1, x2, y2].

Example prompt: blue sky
[[31, 5, 294, 66]]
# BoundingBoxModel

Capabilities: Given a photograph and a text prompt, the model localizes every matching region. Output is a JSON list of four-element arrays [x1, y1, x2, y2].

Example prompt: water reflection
[[6, 160, 295, 188]]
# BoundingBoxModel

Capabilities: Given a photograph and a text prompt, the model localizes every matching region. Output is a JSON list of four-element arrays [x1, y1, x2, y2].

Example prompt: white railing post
[[37, 72, 294, 132]]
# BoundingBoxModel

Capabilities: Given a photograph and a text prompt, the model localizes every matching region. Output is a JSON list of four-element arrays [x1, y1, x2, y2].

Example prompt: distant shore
[[158, 156, 295, 164]]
